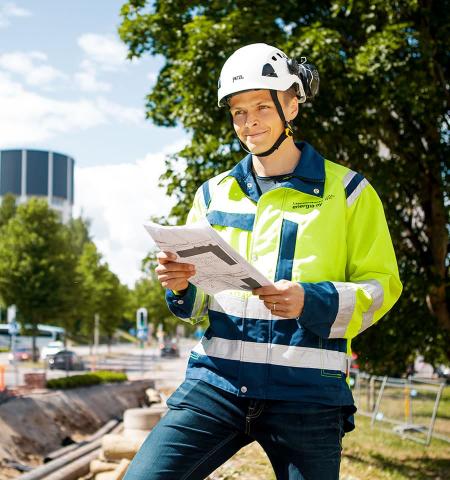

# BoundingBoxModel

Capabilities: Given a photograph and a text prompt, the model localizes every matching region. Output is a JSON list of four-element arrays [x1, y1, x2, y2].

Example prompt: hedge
[[46, 370, 128, 389]]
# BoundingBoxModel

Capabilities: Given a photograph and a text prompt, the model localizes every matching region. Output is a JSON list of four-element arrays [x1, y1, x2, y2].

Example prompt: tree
[[0, 199, 77, 360], [75, 242, 128, 348], [0, 193, 17, 229], [119, 0, 449, 370]]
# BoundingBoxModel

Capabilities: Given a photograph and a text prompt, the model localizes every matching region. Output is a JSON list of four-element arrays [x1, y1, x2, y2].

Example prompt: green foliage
[[119, 0, 450, 369], [0, 199, 78, 357], [0, 193, 17, 229], [74, 242, 128, 343], [46, 370, 127, 389], [130, 258, 189, 335]]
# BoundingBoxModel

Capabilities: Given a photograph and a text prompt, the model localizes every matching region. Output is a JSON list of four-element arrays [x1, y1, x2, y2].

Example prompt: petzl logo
[[233, 75, 244, 82]]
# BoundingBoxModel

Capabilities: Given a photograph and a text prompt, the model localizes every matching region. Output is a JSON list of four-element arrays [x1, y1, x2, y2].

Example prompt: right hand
[[155, 251, 196, 292]]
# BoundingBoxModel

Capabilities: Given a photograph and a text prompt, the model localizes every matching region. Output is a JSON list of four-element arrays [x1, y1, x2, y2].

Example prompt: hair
[[281, 85, 298, 104]]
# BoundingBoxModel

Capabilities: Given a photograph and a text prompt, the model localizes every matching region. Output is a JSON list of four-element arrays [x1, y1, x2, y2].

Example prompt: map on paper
[[144, 219, 272, 295]]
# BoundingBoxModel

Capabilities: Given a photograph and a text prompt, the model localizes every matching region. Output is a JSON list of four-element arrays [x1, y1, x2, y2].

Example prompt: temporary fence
[[350, 370, 449, 446]]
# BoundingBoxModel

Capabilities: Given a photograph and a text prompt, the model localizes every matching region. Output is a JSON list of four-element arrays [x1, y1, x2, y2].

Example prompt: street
[[0, 339, 195, 390]]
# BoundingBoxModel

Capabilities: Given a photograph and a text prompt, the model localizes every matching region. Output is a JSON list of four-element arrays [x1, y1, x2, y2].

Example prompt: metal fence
[[350, 370, 449, 446]]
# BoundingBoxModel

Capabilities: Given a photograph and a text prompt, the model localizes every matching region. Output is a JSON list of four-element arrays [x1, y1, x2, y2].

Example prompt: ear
[[286, 97, 299, 122]]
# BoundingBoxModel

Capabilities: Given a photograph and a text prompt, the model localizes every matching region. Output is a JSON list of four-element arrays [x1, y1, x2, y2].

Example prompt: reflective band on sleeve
[[210, 292, 285, 320], [192, 289, 208, 321], [357, 279, 384, 333], [192, 337, 349, 373], [329, 282, 357, 338], [347, 178, 369, 207], [342, 170, 357, 188]]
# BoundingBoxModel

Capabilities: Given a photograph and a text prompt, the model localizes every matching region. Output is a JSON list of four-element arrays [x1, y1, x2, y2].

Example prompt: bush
[[46, 370, 128, 389]]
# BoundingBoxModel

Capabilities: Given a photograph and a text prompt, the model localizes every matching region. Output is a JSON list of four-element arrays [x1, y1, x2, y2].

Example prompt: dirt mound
[[0, 379, 153, 477]]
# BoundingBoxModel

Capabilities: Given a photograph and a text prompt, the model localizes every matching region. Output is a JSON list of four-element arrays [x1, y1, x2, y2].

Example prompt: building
[[0, 149, 74, 222]]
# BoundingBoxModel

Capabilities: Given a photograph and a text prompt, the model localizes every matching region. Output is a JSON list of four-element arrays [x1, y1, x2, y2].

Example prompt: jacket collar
[[224, 141, 326, 202]]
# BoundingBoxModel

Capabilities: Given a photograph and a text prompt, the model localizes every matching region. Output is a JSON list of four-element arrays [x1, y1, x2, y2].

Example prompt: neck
[[252, 138, 301, 177]]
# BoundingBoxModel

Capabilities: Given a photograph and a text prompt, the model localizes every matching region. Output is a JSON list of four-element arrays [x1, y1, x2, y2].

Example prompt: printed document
[[144, 219, 272, 295]]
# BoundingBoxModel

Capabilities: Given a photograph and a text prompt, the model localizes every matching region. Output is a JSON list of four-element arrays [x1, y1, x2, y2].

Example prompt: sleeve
[[297, 179, 403, 339], [165, 183, 210, 324]]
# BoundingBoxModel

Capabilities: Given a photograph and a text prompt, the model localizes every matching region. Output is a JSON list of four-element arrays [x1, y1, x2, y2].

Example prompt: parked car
[[8, 346, 38, 362], [47, 350, 85, 371], [40, 341, 65, 360], [160, 338, 180, 358]]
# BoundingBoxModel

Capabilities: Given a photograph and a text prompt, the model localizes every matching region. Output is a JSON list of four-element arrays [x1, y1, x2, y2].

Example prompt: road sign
[[8, 321, 19, 336]]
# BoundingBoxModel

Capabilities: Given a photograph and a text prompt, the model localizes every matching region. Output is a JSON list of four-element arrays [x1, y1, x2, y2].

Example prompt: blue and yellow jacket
[[165, 141, 402, 428]]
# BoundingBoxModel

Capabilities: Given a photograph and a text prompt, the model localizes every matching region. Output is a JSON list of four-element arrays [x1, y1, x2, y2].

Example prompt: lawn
[[208, 414, 450, 479]]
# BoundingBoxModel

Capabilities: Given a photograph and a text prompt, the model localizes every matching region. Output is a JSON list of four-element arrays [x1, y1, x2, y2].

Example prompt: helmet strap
[[230, 89, 294, 158]]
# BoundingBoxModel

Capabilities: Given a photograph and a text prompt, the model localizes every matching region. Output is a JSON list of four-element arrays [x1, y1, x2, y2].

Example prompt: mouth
[[246, 131, 268, 141]]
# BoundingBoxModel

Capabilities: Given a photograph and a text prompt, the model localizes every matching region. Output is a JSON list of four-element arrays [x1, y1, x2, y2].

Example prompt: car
[[40, 341, 65, 360], [47, 350, 85, 371], [160, 338, 180, 358], [8, 346, 39, 362]]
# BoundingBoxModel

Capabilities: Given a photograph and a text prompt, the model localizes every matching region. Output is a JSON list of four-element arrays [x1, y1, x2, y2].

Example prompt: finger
[[263, 301, 290, 313], [155, 262, 195, 274], [252, 285, 278, 296], [157, 251, 177, 263], [258, 294, 287, 303], [158, 272, 195, 282]]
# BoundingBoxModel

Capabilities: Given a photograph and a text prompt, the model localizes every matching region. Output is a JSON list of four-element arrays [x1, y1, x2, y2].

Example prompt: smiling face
[[228, 89, 298, 155]]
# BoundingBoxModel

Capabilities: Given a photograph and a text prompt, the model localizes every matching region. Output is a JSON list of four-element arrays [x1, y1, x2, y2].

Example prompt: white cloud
[[0, 51, 66, 87], [74, 60, 111, 93], [0, 2, 31, 28], [0, 73, 143, 146], [74, 140, 188, 287], [77, 33, 128, 71]]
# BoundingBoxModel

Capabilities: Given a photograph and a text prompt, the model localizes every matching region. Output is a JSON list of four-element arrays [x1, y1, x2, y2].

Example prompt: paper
[[144, 219, 273, 295]]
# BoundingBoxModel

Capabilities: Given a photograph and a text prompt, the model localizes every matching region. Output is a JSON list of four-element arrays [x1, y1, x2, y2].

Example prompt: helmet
[[217, 43, 319, 107], [218, 43, 319, 157]]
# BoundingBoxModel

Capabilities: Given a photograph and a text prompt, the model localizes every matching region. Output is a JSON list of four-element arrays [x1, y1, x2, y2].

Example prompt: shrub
[[46, 370, 127, 389]]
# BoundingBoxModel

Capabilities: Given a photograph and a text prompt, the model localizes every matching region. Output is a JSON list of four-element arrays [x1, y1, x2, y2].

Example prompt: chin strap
[[231, 89, 294, 157]]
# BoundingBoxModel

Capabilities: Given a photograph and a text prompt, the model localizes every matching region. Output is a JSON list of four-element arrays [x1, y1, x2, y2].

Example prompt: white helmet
[[218, 43, 319, 106]]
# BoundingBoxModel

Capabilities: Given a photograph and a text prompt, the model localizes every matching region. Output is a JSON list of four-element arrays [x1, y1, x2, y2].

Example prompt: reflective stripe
[[207, 210, 255, 231], [329, 282, 357, 338], [201, 181, 211, 209], [343, 170, 357, 188], [358, 279, 384, 333], [210, 291, 285, 320], [347, 178, 369, 207], [192, 289, 208, 322], [192, 336, 349, 373]]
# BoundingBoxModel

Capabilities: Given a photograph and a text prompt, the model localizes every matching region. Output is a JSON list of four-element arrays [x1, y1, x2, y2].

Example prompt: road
[[0, 339, 195, 390]]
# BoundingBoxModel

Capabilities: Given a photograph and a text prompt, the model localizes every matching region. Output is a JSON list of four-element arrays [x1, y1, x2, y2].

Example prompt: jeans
[[123, 379, 344, 480]]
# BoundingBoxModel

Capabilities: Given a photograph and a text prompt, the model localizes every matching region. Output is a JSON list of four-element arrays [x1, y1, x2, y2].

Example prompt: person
[[123, 43, 402, 480]]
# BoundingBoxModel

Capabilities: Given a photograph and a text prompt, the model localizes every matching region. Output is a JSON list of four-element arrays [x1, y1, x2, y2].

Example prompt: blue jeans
[[123, 379, 344, 480]]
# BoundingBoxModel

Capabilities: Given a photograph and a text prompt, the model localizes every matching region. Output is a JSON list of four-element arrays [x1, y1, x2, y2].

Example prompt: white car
[[40, 341, 64, 360]]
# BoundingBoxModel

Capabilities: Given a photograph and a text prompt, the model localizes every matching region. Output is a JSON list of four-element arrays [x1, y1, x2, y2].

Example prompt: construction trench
[[0, 380, 168, 480]]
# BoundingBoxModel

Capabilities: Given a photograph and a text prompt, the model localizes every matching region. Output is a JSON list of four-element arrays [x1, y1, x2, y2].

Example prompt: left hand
[[253, 280, 305, 318]]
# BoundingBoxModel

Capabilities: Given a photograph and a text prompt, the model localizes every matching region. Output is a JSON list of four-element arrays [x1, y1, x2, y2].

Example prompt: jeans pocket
[[166, 379, 201, 409]]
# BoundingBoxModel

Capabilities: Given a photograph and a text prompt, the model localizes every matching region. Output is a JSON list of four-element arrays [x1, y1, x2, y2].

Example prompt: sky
[[0, 1, 188, 286]]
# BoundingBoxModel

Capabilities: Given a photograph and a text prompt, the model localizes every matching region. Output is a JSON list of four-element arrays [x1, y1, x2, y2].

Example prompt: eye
[[233, 110, 244, 116]]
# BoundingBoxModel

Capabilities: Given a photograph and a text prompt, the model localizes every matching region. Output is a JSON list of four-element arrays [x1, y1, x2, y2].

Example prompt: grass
[[208, 415, 450, 480]]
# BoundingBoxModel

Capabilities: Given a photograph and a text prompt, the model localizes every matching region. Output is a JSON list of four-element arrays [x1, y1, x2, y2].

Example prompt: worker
[[124, 42, 402, 480]]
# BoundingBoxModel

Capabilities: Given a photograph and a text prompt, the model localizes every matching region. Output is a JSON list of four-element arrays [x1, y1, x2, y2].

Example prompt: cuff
[[296, 281, 339, 338], [165, 283, 197, 319]]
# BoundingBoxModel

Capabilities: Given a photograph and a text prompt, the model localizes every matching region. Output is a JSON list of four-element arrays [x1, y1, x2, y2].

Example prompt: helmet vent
[[272, 56, 277, 61], [262, 63, 278, 77]]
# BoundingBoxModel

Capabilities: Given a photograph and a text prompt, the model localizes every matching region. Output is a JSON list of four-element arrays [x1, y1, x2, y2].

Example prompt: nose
[[244, 111, 259, 128]]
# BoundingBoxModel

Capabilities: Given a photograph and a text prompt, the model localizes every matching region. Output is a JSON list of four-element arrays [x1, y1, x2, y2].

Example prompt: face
[[228, 89, 297, 154]]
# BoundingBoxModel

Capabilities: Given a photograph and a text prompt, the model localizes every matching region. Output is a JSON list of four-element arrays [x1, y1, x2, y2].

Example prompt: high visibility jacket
[[166, 141, 402, 428]]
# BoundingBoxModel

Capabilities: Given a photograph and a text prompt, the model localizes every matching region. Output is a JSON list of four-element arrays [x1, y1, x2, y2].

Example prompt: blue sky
[[0, 1, 188, 285]]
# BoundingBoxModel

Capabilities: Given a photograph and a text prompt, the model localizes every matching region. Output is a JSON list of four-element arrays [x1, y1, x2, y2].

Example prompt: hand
[[253, 280, 304, 318], [155, 251, 196, 292]]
